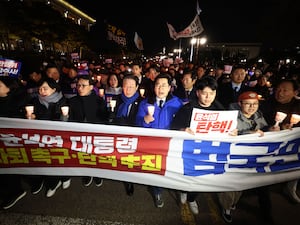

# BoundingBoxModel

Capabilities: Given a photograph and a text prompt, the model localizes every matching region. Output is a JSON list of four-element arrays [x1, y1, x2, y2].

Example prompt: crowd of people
[[0, 57, 300, 224]]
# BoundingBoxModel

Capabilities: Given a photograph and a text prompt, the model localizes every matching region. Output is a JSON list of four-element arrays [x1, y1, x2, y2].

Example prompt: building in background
[[49, 0, 96, 31]]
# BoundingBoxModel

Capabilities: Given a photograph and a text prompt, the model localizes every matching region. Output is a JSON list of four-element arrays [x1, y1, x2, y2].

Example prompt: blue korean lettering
[[182, 140, 231, 176], [182, 137, 300, 176]]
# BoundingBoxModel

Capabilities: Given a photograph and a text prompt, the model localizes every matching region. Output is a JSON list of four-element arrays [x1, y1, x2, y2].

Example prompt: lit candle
[[99, 88, 104, 97], [139, 88, 145, 97], [25, 106, 34, 119], [147, 105, 155, 116], [274, 111, 287, 127], [290, 114, 300, 126], [96, 75, 101, 82], [110, 100, 117, 112], [61, 106, 69, 116]]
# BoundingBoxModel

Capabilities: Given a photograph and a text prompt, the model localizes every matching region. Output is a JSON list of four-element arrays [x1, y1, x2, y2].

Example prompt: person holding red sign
[[171, 76, 225, 215]]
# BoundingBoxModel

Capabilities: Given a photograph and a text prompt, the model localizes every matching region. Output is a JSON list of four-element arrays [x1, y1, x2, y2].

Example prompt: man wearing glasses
[[67, 75, 108, 187], [218, 91, 269, 223]]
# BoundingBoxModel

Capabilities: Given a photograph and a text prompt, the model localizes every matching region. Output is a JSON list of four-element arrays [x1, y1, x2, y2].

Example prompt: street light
[[199, 37, 207, 45], [173, 48, 182, 58], [190, 37, 207, 63], [189, 37, 197, 62]]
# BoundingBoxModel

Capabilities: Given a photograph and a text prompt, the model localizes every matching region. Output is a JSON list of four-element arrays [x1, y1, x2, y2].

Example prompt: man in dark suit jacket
[[173, 70, 197, 104], [108, 75, 144, 196], [68, 75, 108, 187], [217, 65, 252, 109]]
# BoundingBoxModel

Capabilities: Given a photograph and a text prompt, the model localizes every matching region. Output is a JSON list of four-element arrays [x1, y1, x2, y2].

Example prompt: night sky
[[66, 0, 300, 55]]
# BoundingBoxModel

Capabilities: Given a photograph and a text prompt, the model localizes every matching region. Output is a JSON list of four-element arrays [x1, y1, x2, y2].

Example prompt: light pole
[[189, 37, 197, 62]]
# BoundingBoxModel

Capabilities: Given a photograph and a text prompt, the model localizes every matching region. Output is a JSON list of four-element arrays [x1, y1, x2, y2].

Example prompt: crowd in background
[[1, 55, 300, 224]]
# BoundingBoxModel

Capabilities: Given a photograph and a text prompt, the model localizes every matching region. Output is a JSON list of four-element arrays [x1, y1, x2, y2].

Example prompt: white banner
[[167, 14, 204, 40], [0, 117, 300, 192]]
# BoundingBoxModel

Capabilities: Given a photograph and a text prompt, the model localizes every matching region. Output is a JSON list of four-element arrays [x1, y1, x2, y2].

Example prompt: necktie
[[159, 100, 164, 108], [185, 91, 190, 99], [233, 86, 239, 100]]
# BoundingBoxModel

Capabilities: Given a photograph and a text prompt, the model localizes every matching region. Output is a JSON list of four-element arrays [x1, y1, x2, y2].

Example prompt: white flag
[[166, 22, 178, 40], [134, 32, 144, 50]]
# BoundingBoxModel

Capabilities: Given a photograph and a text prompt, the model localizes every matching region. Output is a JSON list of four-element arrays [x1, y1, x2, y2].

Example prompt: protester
[[104, 73, 122, 107], [131, 62, 146, 86], [195, 65, 207, 80], [0, 76, 29, 209], [140, 65, 160, 98], [252, 75, 271, 100], [45, 63, 62, 86], [136, 73, 183, 208], [261, 79, 300, 203], [67, 75, 108, 187], [24, 67, 44, 100], [171, 76, 225, 215], [27, 77, 71, 198], [172, 70, 197, 104], [108, 75, 143, 196], [217, 65, 252, 109], [109, 75, 142, 126], [217, 91, 269, 223], [60, 64, 78, 99]]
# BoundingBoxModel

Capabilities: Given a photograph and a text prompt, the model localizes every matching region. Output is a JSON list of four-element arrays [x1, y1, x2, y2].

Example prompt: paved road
[[0, 177, 299, 225]]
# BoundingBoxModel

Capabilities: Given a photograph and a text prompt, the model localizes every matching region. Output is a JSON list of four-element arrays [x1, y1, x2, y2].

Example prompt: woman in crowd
[[104, 73, 122, 108], [27, 77, 71, 198]]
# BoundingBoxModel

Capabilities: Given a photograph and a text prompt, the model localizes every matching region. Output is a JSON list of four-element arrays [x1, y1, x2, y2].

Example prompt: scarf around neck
[[116, 92, 139, 118], [38, 91, 63, 109]]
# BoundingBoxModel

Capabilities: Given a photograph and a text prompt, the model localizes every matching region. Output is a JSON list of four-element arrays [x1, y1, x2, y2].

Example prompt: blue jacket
[[136, 95, 183, 129]]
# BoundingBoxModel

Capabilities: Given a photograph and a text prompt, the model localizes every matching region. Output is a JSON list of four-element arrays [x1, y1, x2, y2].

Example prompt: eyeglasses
[[241, 102, 259, 107], [76, 84, 89, 88]]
